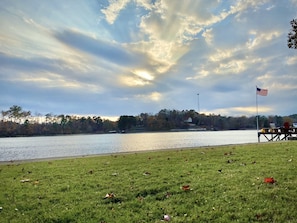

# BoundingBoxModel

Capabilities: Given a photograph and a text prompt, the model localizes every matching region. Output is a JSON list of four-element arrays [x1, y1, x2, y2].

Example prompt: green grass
[[1, 141, 297, 222]]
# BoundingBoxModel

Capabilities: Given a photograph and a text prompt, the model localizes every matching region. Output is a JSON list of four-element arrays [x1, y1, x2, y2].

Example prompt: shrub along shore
[[0, 141, 296, 222]]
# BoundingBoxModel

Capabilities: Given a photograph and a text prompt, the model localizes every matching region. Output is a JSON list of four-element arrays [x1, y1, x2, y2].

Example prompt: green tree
[[102, 119, 117, 132], [288, 19, 297, 49], [118, 115, 136, 131], [2, 105, 31, 122]]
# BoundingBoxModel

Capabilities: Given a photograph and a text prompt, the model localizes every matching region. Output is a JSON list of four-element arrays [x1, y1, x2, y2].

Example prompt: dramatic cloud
[[0, 0, 296, 119]]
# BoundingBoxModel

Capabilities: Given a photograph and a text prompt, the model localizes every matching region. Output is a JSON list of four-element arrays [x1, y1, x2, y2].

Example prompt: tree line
[[1, 105, 296, 137]]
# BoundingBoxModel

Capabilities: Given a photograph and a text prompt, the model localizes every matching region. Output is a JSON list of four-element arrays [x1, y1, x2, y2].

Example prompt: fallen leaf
[[33, 180, 39, 185], [264, 177, 276, 184], [181, 185, 190, 191], [104, 193, 115, 199]]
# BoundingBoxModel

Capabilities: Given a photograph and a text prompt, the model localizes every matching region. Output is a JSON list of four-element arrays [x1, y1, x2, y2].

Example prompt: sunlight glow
[[134, 70, 154, 81], [210, 106, 272, 116], [136, 91, 161, 101], [120, 76, 150, 86]]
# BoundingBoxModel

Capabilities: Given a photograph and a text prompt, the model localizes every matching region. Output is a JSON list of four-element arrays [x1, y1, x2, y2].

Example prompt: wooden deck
[[258, 127, 297, 142]]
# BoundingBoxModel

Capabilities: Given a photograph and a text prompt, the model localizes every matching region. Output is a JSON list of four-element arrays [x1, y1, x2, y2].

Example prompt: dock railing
[[258, 127, 297, 142]]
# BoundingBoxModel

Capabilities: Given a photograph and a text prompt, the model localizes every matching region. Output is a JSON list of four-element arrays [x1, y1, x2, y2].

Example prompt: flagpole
[[197, 93, 200, 113], [256, 86, 260, 142]]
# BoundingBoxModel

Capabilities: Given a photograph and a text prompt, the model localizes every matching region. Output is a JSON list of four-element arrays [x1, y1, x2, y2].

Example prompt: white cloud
[[136, 91, 162, 102], [0, 1, 296, 117], [134, 70, 154, 81], [120, 75, 151, 86], [246, 31, 281, 49], [101, 0, 131, 24], [286, 55, 297, 65], [10, 71, 103, 93], [202, 28, 213, 45]]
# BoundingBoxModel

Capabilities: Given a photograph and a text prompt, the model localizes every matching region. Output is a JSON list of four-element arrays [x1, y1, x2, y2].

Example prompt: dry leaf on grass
[[181, 185, 191, 191], [264, 177, 276, 184]]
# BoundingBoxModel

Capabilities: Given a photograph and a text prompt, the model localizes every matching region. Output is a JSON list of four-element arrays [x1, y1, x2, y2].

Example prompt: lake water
[[0, 130, 258, 161]]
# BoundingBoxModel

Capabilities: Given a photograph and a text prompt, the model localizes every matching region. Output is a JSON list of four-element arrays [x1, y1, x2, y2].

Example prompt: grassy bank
[[0, 142, 296, 222]]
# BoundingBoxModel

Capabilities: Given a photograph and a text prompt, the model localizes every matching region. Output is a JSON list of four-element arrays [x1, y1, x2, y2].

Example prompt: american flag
[[256, 87, 268, 96]]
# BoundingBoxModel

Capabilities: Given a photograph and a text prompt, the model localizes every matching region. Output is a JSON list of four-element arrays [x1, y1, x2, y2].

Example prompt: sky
[[0, 0, 296, 121]]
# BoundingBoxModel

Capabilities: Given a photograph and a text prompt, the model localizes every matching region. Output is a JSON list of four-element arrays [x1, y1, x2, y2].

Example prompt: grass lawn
[[0, 141, 296, 222]]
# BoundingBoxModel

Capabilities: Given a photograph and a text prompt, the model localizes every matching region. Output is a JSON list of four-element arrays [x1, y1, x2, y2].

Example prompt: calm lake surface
[[0, 130, 258, 161]]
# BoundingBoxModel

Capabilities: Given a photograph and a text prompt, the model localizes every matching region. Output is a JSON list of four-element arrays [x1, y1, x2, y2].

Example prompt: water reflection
[[0, 130, 257, 161]]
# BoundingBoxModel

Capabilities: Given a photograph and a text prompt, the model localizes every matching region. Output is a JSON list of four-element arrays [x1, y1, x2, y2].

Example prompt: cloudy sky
[[1, 0, 296, 120]]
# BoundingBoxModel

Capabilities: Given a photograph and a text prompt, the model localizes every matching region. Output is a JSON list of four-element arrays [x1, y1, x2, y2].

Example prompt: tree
[[118, 115, 136, 131], [1, 105, 31, 123], [288, 19, 297, 49]]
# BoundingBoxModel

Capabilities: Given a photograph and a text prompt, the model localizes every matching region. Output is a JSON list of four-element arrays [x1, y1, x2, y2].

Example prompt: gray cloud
[[54, 29, 144, 67], [0, 1, 296, 118]]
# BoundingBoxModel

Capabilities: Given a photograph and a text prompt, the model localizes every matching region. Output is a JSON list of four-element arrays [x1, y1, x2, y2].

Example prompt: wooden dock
[[258, 127, 297, 142]]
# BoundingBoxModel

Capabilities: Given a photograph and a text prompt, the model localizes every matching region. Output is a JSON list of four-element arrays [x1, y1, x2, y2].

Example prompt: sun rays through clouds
[[0, 0, 296, 117]]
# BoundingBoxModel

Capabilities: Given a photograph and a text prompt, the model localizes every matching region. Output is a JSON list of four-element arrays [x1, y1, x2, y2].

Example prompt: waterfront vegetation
[[1, 105, 297, 137], [0, 141, 297, 222]]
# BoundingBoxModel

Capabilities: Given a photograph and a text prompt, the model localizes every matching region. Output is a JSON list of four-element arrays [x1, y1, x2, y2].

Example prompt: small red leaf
[[264, 177, 276, 184]]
